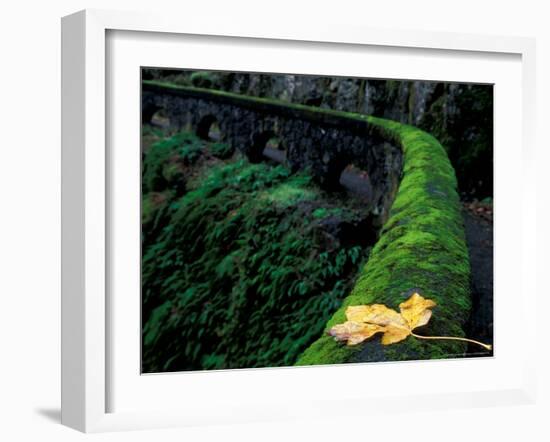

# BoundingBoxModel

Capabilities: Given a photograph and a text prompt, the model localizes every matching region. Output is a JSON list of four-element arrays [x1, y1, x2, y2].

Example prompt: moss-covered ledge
[[296, 118, 471, 365]]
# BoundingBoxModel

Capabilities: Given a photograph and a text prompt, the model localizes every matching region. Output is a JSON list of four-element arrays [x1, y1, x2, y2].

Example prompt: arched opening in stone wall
[[142, 103, 159, 125], [304, 95, 323, 107], [263, 136, 286, 164], [142, 103, 171, 128], [150, 108, 171, 128], [338, 163, 373, 201], [249, 130, 287, 164], [196, 115, 223, 141]]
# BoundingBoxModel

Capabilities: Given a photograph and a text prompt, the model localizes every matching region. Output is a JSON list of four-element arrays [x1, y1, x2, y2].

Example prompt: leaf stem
[[411, 332, 492, 351]]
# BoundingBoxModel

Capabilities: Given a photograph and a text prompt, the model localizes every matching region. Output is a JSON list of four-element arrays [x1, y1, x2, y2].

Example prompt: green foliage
[[141, 124, 168, 152], [190, 71, 215, 88], [142, 131, 198, 193], [142, 131, 235, 193], [141, 191, 177, 249], [141, 124, 164, 138], [141, 132, 236, 248], [209, 141, 234, 159], [141, 136, 371, 372], [312, 207, 344, 219]]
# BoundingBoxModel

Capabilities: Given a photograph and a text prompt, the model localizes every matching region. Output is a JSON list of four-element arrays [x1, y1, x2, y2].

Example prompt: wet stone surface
[[462, 208, 494, 356]]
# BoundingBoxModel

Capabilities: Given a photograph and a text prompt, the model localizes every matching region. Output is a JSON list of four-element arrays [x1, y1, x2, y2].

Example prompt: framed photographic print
[[61, 9, 537, 432]]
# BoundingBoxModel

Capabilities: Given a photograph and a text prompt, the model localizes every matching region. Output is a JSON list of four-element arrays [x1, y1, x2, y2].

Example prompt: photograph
[[140, 68, 494, 373], [0, 0, 545, 439]]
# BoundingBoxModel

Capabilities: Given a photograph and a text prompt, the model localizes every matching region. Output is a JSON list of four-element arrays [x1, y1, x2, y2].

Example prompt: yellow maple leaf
[[329, 321, 384, 346], [329, 292, 491, 350], [399, 292, 436, 330]]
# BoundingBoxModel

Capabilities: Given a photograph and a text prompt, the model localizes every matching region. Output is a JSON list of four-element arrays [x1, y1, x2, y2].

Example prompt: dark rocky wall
[[143, 69, 493, 199]]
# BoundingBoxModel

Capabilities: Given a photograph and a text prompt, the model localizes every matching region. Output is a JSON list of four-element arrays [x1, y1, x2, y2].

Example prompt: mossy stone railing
[[144, 80, 404, 219], [297, 118, 470, 365], [144, 80, 392, 131], [142, 81, 471, 365]]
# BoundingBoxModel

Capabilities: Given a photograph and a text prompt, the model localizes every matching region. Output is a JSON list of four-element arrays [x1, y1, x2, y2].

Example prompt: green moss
[[143, 80, 378, 127], [209, 141, 234, 159], [262, 180, 316, 207], [296, 118, 470, 366], [142, 192, 170, 226], [142, 131, 204, 193]]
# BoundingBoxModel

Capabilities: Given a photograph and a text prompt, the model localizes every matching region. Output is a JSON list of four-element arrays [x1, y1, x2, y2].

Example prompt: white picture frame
[[61, 9, 537, 433]]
